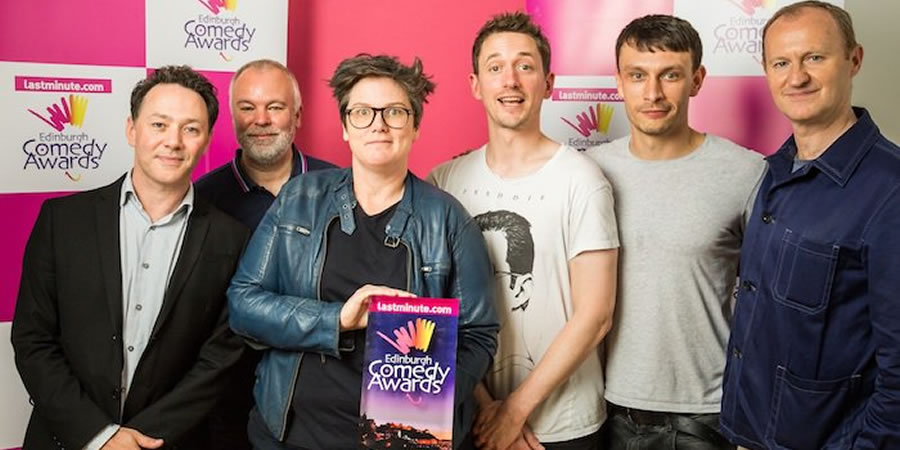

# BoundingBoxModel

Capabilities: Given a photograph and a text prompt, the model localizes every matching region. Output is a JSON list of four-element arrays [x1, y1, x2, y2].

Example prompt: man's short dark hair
[[762, 1, 857, 64], [130, 65, 219, 129], [328, 54, 435, 129], [474, 210, 535, 277], [472, 11, 552, 75], [615, 15, 703, 72]]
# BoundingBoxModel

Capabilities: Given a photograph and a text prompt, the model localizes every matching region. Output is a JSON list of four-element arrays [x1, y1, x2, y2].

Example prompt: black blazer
[[11, 176, 249, 449]]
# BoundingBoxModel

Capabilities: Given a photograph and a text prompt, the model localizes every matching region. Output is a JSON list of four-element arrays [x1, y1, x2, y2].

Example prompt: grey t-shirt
[[584, 135, 765, 413]]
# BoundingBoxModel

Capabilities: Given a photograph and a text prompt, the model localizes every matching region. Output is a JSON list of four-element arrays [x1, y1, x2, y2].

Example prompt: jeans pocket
[[767, 366, 860, 449], [773, 229, 839, 314]]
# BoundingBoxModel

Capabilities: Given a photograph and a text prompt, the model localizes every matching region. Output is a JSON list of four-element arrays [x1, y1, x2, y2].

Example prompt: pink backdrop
[[1, 1, 794, 446], [287, 0, 523, 173], [0, 0, 524, 323], [0, 2, 794, 328]]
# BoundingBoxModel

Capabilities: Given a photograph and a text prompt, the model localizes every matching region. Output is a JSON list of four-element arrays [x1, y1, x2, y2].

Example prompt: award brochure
[[360, 296, 459, 449]]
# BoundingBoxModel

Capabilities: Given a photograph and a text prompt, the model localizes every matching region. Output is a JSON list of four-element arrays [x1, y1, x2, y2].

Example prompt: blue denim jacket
[[227, 168, 499, 445], [721, 108, 900, 449]]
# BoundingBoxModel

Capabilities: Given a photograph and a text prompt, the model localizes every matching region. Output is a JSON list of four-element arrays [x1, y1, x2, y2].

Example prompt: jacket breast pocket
[[276, 223, 312, 237], [773, 229, 839, 314], [766, 365, 861, 449], [274, 223, 313, 253], [421, 261, 451, 297], [272, 223, 315, 285]]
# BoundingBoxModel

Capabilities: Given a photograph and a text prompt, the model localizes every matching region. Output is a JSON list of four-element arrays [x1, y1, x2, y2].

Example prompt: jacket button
[[741, 280, 756, 291], [761, 212, 774, 224], [733, 347, 742, 359]]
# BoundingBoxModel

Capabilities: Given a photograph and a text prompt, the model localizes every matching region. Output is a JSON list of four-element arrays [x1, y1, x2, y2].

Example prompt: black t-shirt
[[286, 202, 408, 448]]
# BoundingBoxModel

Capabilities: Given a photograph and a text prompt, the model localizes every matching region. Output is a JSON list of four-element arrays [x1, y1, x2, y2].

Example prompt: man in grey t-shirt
[[584, 15, 764, 449]]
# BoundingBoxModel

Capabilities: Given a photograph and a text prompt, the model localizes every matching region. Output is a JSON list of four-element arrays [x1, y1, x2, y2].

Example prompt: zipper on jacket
[[279, 215, 338, 441], [400, 240, 412, 292]]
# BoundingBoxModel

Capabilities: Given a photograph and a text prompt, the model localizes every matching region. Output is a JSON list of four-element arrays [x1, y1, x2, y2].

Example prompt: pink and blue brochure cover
[[360, 296, 459, 449]]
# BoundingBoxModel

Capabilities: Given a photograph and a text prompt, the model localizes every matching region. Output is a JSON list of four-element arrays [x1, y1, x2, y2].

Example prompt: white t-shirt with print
[[428, 144, 619, 442]]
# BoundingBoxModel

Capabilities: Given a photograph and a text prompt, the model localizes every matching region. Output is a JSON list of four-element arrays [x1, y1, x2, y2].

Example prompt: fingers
[[103, 428, 163, 450], [522, 426, 544, 450], [474, 401, 499, 436], [508, 436, 532, 450], [102, 431, 139, 450], [353, 284, 417, 300], [341, 285, 417, 331], [134, 432, 164, 449]]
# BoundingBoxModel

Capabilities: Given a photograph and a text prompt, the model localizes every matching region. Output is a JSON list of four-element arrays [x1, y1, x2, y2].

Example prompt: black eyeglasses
[[345, 106, 412, 129]]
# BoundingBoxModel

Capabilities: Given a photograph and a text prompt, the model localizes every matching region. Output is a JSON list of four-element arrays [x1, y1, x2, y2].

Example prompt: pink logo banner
[[15, 76, 112, 93]]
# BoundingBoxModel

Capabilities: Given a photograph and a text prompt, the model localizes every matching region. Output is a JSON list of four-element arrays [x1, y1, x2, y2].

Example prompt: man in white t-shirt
[[584, 15, 765, 450], [428, 12, 619, 450]]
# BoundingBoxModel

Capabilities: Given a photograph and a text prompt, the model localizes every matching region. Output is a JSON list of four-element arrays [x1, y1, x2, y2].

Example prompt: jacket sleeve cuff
[[320, 300, 343, 357], [82, 424, 119, 450]]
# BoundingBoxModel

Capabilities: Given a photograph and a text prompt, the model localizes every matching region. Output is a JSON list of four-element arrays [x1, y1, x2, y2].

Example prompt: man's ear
[[690, 65, 707, 97], [126, 116, 136, 147]]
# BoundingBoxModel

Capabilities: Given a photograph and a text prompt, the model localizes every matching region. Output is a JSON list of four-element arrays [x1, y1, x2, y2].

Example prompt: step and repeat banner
[[530, 0, 841, 153], [0, 0, 838, 446]]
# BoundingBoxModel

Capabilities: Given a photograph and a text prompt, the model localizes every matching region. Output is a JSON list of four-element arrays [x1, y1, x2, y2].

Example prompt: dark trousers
[[544, 428, 602, 450], [602, 403, 735, 450], [247, 407, 312, 450], [209, 349, 262, 449]]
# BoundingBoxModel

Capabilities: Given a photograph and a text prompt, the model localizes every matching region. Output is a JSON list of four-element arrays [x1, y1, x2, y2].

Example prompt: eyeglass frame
[[344, 106, 414, 129]]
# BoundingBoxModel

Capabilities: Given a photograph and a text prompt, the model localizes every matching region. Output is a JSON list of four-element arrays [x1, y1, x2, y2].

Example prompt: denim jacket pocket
[[766, 365, 861, 449], [773, 229, 839, 314]]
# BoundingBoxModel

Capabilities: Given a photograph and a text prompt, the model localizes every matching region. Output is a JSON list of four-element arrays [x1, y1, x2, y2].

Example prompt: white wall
[[847, 0, 900, 142]]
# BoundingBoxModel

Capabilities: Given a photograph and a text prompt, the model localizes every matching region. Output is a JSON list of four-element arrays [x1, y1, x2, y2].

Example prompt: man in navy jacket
[[720, 2, 900, 448]]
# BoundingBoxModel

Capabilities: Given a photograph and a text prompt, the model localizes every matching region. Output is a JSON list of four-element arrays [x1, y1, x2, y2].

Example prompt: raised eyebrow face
[[482, 51, 538, 67]]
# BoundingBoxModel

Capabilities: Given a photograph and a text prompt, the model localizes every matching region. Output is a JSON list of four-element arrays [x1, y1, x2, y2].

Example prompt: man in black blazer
[[11, 66, 248, 449]]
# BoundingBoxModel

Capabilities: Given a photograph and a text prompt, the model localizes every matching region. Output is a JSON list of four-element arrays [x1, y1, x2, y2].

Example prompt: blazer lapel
[[151, 202, 210, 336], [96, 177, 125, 335]]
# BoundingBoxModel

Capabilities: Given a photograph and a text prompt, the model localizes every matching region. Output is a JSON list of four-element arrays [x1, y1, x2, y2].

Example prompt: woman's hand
[[339, 284, 416, 331]]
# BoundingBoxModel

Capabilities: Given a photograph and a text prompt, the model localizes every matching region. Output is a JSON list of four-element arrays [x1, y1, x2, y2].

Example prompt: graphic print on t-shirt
[[473, 210, 537, 375]]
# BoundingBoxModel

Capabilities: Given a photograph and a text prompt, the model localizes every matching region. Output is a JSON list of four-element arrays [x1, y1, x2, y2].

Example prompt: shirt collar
[[230, 144, 308, 193], [768, 107, 879, 187], [120, 169, 195, 216]]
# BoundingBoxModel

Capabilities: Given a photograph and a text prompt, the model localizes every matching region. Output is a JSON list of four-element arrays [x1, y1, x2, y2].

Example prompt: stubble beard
[[239, 129, 293, 167]]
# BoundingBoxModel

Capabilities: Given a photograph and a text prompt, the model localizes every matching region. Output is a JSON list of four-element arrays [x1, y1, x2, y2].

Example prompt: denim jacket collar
[[767, 107, 879, 188]]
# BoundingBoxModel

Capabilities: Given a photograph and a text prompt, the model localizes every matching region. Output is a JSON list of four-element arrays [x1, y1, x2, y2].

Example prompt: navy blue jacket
[[721, 108, 900, 449]]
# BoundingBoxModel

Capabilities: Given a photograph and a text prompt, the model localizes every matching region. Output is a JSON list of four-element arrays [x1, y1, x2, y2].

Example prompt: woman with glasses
[[227, 54, 499, 449]]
